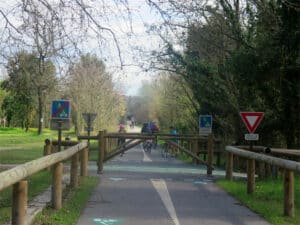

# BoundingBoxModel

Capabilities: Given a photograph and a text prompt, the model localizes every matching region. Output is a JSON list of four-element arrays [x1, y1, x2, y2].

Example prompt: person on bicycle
[[169, 126, 178, 156], [118, 124, 126, 156], [150, 121, 160, 149], [141, 122, 151, 134], [141, 122, 152, 152]]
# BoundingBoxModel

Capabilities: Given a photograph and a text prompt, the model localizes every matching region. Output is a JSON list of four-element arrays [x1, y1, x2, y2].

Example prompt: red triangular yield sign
[[240, 112, 264, 133]]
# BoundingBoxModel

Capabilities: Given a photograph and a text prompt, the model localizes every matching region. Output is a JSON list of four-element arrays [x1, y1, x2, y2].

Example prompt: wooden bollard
[[98, 130, 105, 174], [216, 142, 221, 167], [70, 153, 79, 188], [284, 169, 294, 217], [192, 140, 198, 164], [44, 139, 52, 171], [265, 164, 272, 178], [258, 161, 265, 179], [104, 130, 108, 159], [188, 141, 192, 152], [44, 139, 52, 156], [52, 162, 63, 209], [81, 147, 88, 176], [207, 134, 214, 175], [12, 180, 27, 225], [247, 159, 255, 194], [226, 152, 233, 180]]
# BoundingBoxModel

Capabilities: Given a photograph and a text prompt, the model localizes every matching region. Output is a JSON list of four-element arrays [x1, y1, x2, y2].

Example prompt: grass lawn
[[217, 176, 300, 225], [0, 127, 73, 164], [0, 127, 98, 225]]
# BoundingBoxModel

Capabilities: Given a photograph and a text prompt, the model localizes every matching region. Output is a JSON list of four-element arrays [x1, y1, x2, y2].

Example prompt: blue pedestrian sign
[[51, 100, 71, 120], [199, 115, 212, 135]]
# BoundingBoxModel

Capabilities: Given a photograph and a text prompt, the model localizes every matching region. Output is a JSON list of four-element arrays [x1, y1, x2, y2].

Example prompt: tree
[[1, 51, 56, 131], [0, 0, 133, 133], [219, 0, 300, 147], [146, 0, 300, 147], [154, 74, 200, 133], [66, 54, 125, 133]]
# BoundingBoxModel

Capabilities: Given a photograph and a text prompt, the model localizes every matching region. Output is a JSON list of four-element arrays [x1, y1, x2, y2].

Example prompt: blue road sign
[[51, 100, 71, 119], [199, 115, 212, 134]]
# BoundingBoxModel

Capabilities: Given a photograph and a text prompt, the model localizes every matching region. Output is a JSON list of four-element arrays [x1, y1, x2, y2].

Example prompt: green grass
[[88, 141, 99, 161], [217, 177, 300, 225], [0, 127, 98, 225], [0, 170, 52, 224], [0, 127, 73, 164], [34, 176, 99, 225]]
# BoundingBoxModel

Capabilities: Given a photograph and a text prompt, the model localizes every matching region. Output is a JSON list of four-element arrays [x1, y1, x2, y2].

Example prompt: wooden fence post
[[12, 180, 27, 225], [44, 139, 52, 171], [207, 134, 214, 175], [226, 152, 233, 180], [216, 141, 221, 167], [192, 139, 198, 164], [52, 162, 63, 209], [284, 169, 294, 217], [44, 139, 52, 156], [70, 152, 79, 188], [98, 130, 105, 174], [188, 141, 192, 152], [258, 161, 265, 179], [104, 130, 108, 159], [247, 159, 255, 194], [81, 147, 88, 176]]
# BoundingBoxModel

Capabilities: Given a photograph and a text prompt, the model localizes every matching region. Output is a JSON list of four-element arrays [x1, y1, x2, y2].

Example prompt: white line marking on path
[[151, 179, 180, 225], [141, 145, 152, 162]]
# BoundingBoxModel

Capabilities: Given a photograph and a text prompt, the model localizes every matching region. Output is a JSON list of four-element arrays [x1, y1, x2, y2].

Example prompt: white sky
[[104, 1, 161, 96], [0, 0, 165, 96], [72, 1, 165, 96]]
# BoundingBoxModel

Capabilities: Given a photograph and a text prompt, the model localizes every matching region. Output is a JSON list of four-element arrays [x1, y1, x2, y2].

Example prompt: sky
[[0, 0, 165, 96], [78, 1, 164, 96]]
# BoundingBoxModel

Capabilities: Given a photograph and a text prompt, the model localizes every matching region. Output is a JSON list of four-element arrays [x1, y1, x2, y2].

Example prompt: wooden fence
[[78, 131, 222, 175], [225, 145, 300, 217], [0, 142, 88, 225]]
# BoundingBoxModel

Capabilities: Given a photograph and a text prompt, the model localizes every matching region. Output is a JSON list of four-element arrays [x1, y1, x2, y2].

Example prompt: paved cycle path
[[76, 144, 272, 225]]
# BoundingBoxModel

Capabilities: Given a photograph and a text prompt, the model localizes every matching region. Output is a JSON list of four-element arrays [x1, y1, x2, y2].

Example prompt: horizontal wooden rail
[[226, 146, 300, 171], [225, 145, 300, 217], [236, 145, 300, 157], [104, 140, 143, 162], [0, 142, 88, 225], [51, 140, 80, 146], [104, 134, 156, 139], [78, 135, 98, 140], [78, 132, 221, 142], [167, 140, 214, 171], [0, 142, 87, 192]]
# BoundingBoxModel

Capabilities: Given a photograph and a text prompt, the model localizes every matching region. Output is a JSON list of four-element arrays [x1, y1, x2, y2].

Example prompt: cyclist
[[141, 122, 151, 134], [141, 122, 152, 152], [150, 121, 160, 149], [169, 126, 178, 157]]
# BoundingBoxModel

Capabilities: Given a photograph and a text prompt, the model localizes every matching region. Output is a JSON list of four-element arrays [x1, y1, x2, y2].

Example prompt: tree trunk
[[38, 90, 43, 135]]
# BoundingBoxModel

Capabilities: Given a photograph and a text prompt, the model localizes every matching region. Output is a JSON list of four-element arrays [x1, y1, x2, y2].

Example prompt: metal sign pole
[[87, 115, 91, 147], [57, 120, 62, 152]]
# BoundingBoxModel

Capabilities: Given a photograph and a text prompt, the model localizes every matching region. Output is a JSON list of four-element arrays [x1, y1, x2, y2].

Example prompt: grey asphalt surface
[[76, 144, 272, 225]]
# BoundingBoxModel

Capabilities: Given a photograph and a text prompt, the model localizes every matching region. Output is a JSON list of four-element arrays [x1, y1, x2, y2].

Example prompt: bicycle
[[143, 140, 152, 153]]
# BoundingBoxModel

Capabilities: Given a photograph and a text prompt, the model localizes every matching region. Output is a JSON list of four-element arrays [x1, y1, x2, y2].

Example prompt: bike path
[[76, 144, 272, 225]]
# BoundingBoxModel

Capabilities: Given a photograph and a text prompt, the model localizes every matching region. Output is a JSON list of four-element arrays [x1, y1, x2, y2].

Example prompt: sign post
[[82, 113, 97, 146], [240, 111, 264, 194], [51, 100, 71, 152], [199, 115, 212, 135], [240, 111, 264, 144]]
